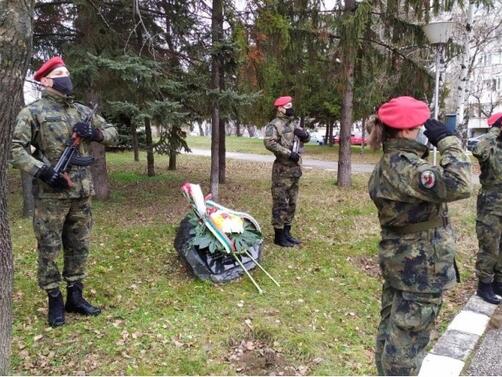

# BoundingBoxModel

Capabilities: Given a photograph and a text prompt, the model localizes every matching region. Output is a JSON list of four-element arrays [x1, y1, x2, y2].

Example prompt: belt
[[383, 217, 445, 235]]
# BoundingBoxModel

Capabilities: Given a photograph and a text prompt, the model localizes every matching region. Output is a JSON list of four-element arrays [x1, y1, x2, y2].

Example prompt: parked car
[[332, 133, 368, 145], [467, 135, 484, 152]]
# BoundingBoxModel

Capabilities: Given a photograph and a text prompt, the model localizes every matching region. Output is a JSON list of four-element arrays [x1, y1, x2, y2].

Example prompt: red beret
[[34, 56, 66, 81], [377, 96, 430, 129], [274, 96, 292, 107], [488, 113, 502, 127]]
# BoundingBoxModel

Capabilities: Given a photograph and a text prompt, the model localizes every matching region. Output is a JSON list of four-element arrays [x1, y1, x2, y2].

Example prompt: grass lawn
[[186, 136, 383, 165], [7, 151, 480, 375]]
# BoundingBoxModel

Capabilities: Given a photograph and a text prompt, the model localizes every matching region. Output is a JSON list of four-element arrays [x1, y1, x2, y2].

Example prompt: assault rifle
[[54, 104, 97, 188]]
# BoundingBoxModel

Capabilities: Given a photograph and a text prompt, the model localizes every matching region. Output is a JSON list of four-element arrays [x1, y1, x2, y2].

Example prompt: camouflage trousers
[[33, 196, 92, 290], [271, 161, 301, 229], [475, 211, 502, 283], [375, 283, 442, 376]]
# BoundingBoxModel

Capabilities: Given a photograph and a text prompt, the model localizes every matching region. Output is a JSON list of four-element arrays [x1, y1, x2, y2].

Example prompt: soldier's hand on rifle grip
[[294, 128, 309, 142], [73, 122, 103, 142], [289, 151, 300, 162], [37, 165, 70, 190]]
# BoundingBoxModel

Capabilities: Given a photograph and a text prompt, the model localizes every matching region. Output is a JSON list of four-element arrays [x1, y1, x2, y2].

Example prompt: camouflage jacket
[[473, 127, 502, 216], [263, 114, 310, 168], [11, 91, 118, 199], [369, 136, 472, 293]]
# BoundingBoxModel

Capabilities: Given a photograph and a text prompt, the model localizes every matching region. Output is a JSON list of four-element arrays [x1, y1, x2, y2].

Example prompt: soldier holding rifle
[[11, 56, 118, 327], [264, 96, 310, 247]]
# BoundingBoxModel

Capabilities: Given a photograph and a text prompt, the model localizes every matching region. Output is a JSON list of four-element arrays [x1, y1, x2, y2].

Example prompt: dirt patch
[[226, 337, 310, 376], [354, 255, 381, 278]]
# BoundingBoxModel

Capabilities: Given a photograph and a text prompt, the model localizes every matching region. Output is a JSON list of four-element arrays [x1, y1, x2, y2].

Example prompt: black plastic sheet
[[174, 215, 263, 283]]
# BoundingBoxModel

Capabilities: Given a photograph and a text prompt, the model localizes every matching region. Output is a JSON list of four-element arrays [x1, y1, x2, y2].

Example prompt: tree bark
[[130, 119, 139, 162], [89, 142, 111, 200], [168, 148, 176, 170], [337, 0, 356, 187], [210, 0, 223, 199], [218, 69, 225, 184], [198, 122, 205, 136], [21, 171, 34, 217], [337, 61, 354, 187], [236, 121, 241, 137], [144, 117, 155, 176], [361, 117, 366, 154], [0, 1, 35, 373]]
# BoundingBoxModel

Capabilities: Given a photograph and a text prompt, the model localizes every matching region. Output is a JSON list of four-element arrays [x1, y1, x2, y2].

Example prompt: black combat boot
[[284, 224, 301, 245], [65, 281, 101, 316], [47, 288, 65, 327], [274, 228, 294, 247], [493, 281, 502, 297], [477, 281, 501, 305]]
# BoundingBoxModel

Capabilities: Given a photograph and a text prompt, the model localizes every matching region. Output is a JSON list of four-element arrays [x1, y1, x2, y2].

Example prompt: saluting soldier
[[367, 96, 472, 375], [10, 56, 118, 327], [263, 96, 310, 247], [472, 112, 502, 304]]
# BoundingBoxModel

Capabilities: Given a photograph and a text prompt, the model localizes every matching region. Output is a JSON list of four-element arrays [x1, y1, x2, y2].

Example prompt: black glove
[[424, 119, 453, 147], [289, 151, 300, 162], [294, 128, 309, 141], [37, 165, 70, 190], [73, 122, 103, 142]]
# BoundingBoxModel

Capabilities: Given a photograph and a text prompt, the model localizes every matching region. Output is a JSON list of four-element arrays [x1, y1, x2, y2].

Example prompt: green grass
[[186, 136, 383, 164], [7, 151, 480, 375]]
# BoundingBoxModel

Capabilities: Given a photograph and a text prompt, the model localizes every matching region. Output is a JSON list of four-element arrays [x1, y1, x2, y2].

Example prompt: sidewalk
[[189, 148, 376, 174], [188, 149, 480, 184], [465, 306, 502, 375]]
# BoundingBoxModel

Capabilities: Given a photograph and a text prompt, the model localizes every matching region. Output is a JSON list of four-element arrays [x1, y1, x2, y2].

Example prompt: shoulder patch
[[265, 123, 275, 137], [419, 170, 436, 189]]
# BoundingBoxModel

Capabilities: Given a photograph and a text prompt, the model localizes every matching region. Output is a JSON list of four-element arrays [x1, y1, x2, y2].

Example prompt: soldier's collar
[[383, 138, 429, 157], [42, 90, 75, 106]]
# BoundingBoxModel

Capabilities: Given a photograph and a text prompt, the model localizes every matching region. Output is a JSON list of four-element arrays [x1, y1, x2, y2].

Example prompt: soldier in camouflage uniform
[[367, 97, 472, 375], [10, 56, 118, 327], [264, 96, 310, 247], [472, 112, 502, 305]]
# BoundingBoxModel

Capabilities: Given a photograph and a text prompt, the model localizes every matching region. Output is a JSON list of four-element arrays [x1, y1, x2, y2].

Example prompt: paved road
[[188, 149, 481, 184], [465, 308, 502, 375], [189, 148, 375, 173]]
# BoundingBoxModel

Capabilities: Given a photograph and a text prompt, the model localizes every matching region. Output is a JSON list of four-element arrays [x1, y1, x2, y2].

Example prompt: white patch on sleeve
[[420, 170, 436, 189]]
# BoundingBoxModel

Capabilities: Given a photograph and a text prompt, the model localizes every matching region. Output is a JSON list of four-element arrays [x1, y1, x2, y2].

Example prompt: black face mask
[[51, 76, 73, 96], [285, 108, 294, 117]]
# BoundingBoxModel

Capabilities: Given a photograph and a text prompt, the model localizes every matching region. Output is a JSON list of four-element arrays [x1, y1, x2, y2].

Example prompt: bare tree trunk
[[328, 119, 334, 146], [130, 119, 139, 162], [21, 171, 34, 217], [210, 0, 223, 199], [324, 122, 329, 145], [218, 70, 225, 184], [168, 149, 176, 170], [198, 122, 205, 136], [145, 117, 155, 176], [0, 1, 34, 373], [83, 91, 112, 200], [247, 125, 256, 137], [337, 63, 354, 187], [236, 121, 241, 137], [456, 0, 473, 148], [89, 142, 111, 200], [361, 117, 366, 154], [337, 0, 356, 187]]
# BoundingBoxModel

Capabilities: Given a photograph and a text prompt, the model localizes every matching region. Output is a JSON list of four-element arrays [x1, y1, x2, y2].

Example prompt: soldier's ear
[[40, 77, 53, 88]]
